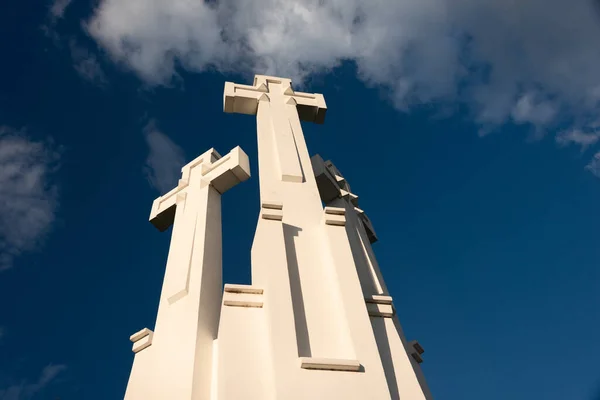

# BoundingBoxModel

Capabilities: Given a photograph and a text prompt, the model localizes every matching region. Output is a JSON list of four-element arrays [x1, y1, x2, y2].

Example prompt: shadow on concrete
[[371, 317, 400, 399], [283, 223, 312, 357]]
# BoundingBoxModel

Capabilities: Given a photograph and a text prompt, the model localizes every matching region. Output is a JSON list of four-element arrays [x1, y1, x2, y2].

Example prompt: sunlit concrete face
[[124, 75, 432, 400]]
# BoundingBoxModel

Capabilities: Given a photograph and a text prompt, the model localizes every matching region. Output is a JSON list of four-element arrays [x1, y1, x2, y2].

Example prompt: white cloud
[[556, 129, 600, 151], [143, 121, 186, 194], [586, 152, 600, 178], [0, 128, 60, 271], [511, 93, 557, 128], [86, 0, 600, 135], [49, 0, 72, 21], [0, 364, 66, 400]]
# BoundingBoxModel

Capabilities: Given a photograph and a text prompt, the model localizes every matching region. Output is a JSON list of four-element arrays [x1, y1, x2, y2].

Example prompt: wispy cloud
[[49, 0, 72, 22], [511, 93, 557, 128], [0, 364, 66, 400], [585, 152, 600, 179], [556, 129, 600, 151], [43, 0, 108, 86], [143, 121, 186, 194], [69, 40, 108, 86], [0, 127, 60, 271]]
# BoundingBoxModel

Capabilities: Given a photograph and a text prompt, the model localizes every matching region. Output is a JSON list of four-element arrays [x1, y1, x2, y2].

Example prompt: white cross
[[311, 154, 378, 243], [224, 75, 326, 183], [149, 146, 250, 304]]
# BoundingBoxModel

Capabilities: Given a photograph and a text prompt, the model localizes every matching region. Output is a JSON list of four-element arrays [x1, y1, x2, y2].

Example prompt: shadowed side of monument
[[312, 154, 433, 400]]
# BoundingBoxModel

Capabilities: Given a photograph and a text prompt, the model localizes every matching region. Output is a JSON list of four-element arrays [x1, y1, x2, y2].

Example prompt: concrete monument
[[124, 75, 432, 399]]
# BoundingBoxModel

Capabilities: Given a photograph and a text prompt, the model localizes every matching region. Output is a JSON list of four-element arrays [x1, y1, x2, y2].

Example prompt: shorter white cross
[[149, 146, 250, 304], [311, 154, 378, 243]]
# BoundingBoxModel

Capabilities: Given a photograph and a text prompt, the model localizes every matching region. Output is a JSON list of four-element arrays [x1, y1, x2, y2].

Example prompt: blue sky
[[1, 0, 600, 399]]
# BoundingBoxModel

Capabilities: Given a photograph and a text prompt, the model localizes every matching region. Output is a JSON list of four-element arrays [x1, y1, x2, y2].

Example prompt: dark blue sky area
[[0, 1, 599, 400]]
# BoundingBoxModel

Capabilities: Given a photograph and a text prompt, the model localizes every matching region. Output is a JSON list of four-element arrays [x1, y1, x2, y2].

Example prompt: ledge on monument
[[323, 206, 346, 226], [260, 200, 284, 221], [365, 294, 393, 305], [224, 284, 264, 294], [366, 302, 394, 318], [223, 284, 264, 308], [130, 328, 154, 354], [299, 357, 361, 372], [261, 209, 283, 221], [408, 340, 425, 364]]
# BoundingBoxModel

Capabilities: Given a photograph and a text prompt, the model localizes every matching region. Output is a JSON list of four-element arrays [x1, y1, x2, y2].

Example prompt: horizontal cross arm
[[287, 92, 327, 124], [149, 147, 250, 231], [180, 148, 221, 186], [149, 184, 185, 232], [224, 76, 327, 123], [223, 82, 267, 115], [201, 146, 251, 194], [149, 148, 222, 231], [311, 154, 342, 203]]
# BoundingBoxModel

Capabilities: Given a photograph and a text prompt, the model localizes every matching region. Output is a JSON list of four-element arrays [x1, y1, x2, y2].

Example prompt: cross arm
[[253, 74, 326, 122], [286, 91, 327, 124], [311, 154, 378, 243], [311, 155, 354, 203], [149, 148, 222, 231], [224, 75, 327, 124], [312, 154, 343, 203], [223, 81, 267, 115], [199, 146, 251, 194], [149, 185, 184, 232], [149, 146, 250, 231]]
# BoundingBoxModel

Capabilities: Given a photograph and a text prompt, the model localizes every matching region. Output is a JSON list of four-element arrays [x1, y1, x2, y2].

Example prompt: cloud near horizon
[[86, 0, 600, 174], [0, 364, 66, 400], [0, 127, 60, 271]]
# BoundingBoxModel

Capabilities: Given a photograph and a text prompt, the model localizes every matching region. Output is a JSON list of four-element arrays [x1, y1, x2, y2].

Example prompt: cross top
[[149, 146, 250, 231], [223, 74, 327, 184], [311, 154, 359, 206], [253, 75, 292, 90], [311, 154, 378, 243], [224, 74, 327, 124]]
